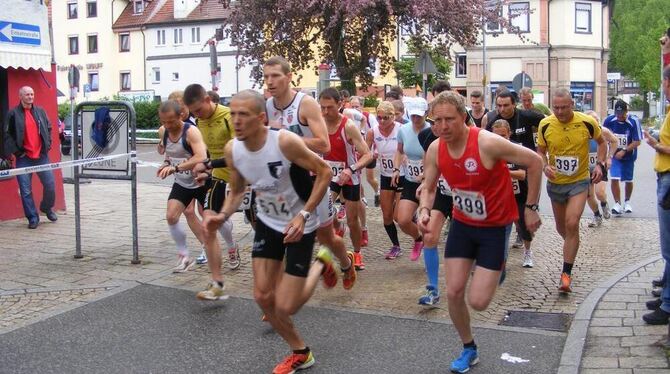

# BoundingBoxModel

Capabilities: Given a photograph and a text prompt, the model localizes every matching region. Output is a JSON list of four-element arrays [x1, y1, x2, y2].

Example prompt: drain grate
[[499, 310, 572, 332]]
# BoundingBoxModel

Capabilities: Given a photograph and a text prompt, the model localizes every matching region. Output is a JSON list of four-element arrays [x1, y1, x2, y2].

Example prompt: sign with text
[[0, 21, 40, 46], [118, 90, 155, 103], [81, 109, 130, 173]]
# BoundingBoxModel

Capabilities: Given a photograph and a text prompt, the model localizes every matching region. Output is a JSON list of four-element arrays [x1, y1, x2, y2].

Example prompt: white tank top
[[372, 122, 404, 177], [232, 129, 318, 234], [266, 92, 315, 139], [165, 127, 198, 189]]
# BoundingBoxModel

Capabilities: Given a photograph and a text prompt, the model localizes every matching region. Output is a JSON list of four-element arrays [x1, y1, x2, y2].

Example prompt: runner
[[320, 88, 372, 274], [392, 104, 429, 261], [537, 88, 607, 293], [183, 83, 241, 300], [585, 110, 618, 227], [418, 91, 543, 373], [203, 90, 334, 373], [467, 90, 489, 128], [350, 96, 381, 207], [367, 101, 404, 259], [156, 100, 208, 272], [518, 87, 552, 116], [392, 100, 410, 125], [264, 56, 356, 278]]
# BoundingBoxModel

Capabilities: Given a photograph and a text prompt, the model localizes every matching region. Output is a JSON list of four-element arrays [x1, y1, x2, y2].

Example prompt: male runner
[[584, 111, 618, 227], [264, 56, 356, 277], [482, 90, 544, 150], [518, 87, 552, 116], [537, 88, 607, 292], [203, 90, 334, 373], [183, 83, 240, 300], [467, 90, 489, 128], [419, 91, 543, 373], [156, 101, 208, 272], [350, 96, 381, 207]]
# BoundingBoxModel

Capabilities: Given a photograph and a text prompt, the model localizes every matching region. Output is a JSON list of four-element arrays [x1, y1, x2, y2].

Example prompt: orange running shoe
[[342, 251, 357, 290], [316, 247, 337, 288], [273, 351, 315, 374], [353, 251, 365, 270], [558, 272, 572, 293], [360, 229, 369, 247]]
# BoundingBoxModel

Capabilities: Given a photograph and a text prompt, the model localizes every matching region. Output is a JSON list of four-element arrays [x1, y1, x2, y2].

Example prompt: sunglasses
[[377, 115, 393, 121]]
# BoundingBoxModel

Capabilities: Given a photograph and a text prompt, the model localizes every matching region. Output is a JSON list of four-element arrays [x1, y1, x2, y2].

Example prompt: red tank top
[[438, 126, 518, 227], [324, 116, 356, 185]]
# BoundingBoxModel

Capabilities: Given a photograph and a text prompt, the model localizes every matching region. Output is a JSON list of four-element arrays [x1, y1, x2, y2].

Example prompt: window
[[485, 8, 503, 33], [120, 72, 131, 91], [156, 29, 166, 46], [86, 1, 97, 17], [133, 0, 144, 14], [152, 67, 160, 83], [456, 54, 467, 77], [509, 2, 530, 33], [68, 36, 79, 54], [88, 72, 99, 92], [172, 72, 179, 81], [575, 2, 592, 34], [191, 27, 200, 43], [173, 28, 183, 45], [119, 33, 130, 52], [67, 1, 78, 19], [87, 34, 97, 53]]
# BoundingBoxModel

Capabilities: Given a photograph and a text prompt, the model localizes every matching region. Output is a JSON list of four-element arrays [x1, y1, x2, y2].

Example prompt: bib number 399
[[453, 189, 486, 220], [554, 156, 578, 176]]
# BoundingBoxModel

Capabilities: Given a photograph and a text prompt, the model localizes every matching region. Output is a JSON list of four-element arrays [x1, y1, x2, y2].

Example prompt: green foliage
[[133, 101, 161, 129], [629, 95, 645, 111], [363, 94, 380, 108], [393, 40, 451, 89], [57, 102, 71, 120]]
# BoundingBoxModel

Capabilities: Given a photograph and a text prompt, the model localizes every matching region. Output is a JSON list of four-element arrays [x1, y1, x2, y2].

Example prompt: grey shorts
[[547, 179, 590, 204]]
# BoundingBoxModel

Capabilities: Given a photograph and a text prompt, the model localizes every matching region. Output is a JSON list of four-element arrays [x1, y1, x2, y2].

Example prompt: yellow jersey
[[537, 111, 601, 185], [197, 104, 235, 181], [655, 114, 670, 173]]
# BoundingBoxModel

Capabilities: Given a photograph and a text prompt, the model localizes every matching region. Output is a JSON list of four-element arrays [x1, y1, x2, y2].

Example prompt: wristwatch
[[299, 210, 311, 221], [174, 164, 180, 173], [525, 204, 539, 212], [201, 158, 211, 169], [349, 165, 357, 173]]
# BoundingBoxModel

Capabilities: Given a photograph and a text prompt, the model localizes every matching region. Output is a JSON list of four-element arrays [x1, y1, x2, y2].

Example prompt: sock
[[415, 235, 423, 243], [293, 347, 310, 355], [423, 247, 439, 290], [600, 201, 607, 208], [594, 211, 601, 217], [215, 281, 223, 288], [218, 219, 235, 248], [562, 262, 573, 275], [168, 222, 188, 257], [384, 223, 400, 246], [464, 340, 477, 350]]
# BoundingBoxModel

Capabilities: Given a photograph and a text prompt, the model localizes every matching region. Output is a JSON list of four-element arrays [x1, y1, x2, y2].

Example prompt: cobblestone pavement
[[0, 181, 662, 335], [580, 259, 670, 374]]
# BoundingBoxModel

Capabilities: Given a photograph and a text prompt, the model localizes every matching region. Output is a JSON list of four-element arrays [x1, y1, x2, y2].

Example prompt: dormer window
[[133, 0, 144, 14]]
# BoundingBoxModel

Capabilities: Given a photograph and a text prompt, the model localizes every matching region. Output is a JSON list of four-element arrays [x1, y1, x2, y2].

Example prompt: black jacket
[[3, 104, 52, 157]]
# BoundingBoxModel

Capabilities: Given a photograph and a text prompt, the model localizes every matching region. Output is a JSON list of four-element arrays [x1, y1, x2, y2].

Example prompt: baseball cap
[[407, 97, 428, 117], [614, 100, 628, 115]]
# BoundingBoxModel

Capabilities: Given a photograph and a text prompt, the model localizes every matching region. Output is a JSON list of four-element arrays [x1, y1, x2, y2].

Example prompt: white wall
[[549, 0, 603, 48]]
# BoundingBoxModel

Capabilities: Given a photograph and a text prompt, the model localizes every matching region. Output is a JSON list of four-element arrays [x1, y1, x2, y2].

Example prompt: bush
[[133, 101, 161, 129], [364, 94, 380, 108], [58, 102, 72, 120]]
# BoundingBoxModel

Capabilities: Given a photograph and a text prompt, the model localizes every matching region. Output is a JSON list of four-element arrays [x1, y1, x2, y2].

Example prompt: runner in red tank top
[[417, 91, 544, 373]]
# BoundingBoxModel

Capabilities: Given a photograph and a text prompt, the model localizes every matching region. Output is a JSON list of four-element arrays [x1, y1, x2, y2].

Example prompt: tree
[[609, 0, 667, 116], [207, 0, 505, 93], [394, 40, 451, 89]]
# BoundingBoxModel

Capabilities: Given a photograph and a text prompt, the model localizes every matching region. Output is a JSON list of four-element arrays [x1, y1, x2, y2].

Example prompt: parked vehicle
[[60, 115, 81, 156]]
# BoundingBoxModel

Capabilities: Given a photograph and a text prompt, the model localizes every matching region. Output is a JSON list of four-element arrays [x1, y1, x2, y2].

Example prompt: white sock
[[218, 219, 235, 248], [169, 222, 188, 257]]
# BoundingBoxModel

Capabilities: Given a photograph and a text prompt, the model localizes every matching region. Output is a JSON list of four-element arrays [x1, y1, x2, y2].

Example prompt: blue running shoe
[[450, 347, 479, 373], [418, 285, 440, 306]]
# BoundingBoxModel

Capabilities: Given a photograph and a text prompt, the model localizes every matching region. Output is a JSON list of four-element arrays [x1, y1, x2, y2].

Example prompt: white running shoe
[[512, 234, 523, 249], [173, 256, 195, 273], [522, 250, 534, 268], [227, 244, 241, 270], [624, 201, 633, 213], [602, 203, 611, 219], [195, 248, 208, 264], [588, 215, 603, 228], [611, 202, 623, 215]]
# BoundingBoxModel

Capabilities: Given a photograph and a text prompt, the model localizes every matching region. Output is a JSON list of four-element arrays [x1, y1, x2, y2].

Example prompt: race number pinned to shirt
[[616, 134, 628, 148], [554, 156, 579, 176], [380, 155, 395, 174], [225, 183, 253, 210], [588, 152, 597, 168], [512, 179, 521, 195], [453, 189, 487, 220], [438, 176, 452, 196], [405, 159, 423, 183], [326, 160, 345, 182], [256, 193, 291, 219]]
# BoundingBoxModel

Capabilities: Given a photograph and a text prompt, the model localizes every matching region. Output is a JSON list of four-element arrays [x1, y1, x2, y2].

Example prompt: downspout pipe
[[141, 27, 146, 90], [547, 0, 552, 107]]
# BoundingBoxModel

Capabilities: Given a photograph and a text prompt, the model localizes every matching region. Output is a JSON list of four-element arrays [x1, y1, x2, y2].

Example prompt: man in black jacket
[[4, 86, 57, 229], [481, 90, 545, 151]]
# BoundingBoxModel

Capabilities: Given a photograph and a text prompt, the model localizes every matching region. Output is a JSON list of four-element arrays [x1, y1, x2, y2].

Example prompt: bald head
[[19, 86, 35, 108]]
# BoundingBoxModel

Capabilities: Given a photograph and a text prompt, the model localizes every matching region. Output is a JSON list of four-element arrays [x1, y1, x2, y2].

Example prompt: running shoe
[[611, 202, 623, 215], [450, 347, 479, 373], [410, 240, 423, 261], [334, 225, 346, 238], [316, 247, 337, 289], [196, 281, 228, 300], [418, 285, 440, 306], [374, 193, 380, 207], [173, 256, 195, 273], [522, 250, 534, 268], [512, 234, 523, 249], [342, 251, 357, 290], [652, 278, 664, 288], [624, 201, 633, 213], [360, 229, 369, 247], [227, 244, 241, 270], [195, 248, 208, 264], [587, 215, 603, 228], [384, 246, 402, 260], [361, 197, 368, 207], [272, 351, 315, 374], [558, 272, 572, 293], [602, 203, 611, 219], [337, 204, 346, 220], [647, 298, 662, 311], [353, 251, 365, 270]]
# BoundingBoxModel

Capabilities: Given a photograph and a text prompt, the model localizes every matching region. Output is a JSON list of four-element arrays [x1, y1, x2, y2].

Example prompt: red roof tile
[[144, 0, 229, 26], [112, 0, 165, 30]]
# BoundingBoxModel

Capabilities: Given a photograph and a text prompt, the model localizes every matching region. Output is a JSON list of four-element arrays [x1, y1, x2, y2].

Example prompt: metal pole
[[209, 40, 218, 91], [129, 105, 139, 264], [72, 97, 82, 259], [661, 50, 667, 123], [482, 26, 488, 108]]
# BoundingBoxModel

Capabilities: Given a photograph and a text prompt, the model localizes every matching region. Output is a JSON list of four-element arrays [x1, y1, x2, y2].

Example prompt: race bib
[[405, 159, 423, 183], [554, 156, 579, 176], [225, 183, 253, 210], [380, 155, 395, 174], [256, 193, 291, 219], [533, 132, 539, 147], [453, 189, 487, 220], [169, 157, 191, 176], [588, 152, 597, 168], [438, 176, 452, 196], [616, 134, 628, 148], [326, 160, 345, 182], [512, 179, 520, 195]]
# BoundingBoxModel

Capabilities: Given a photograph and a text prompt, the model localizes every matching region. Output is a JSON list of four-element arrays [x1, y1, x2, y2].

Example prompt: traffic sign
[[414, 51, 437, 75], [0, 21, 41, 46], [512, 72, 533, 92]]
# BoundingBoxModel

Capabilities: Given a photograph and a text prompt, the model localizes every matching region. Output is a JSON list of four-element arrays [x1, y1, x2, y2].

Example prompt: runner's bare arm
[[177, 127, 207, 171], [298, 96, 331, 154], [392, 142, 405, 186], [418, 141, 439, 233], [479, 113, 488, 129], [345, 121, 372, 171], [157, 126, 166, 155], [217, 142, 246, 219], [602, 127, 618, 160], [510, 169, 526, 180]]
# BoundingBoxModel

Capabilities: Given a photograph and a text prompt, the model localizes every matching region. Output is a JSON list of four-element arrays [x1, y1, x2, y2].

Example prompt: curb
[[556, 254, 662, 374]]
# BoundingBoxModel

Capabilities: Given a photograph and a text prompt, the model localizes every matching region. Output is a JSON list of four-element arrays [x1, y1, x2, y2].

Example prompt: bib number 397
[[453, 189, 486, 220], [554, 156, 578, 176]]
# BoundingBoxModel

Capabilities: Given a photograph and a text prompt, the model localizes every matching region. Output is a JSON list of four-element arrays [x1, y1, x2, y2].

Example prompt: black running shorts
[[251, 218, 316, 277]]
